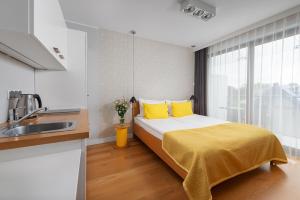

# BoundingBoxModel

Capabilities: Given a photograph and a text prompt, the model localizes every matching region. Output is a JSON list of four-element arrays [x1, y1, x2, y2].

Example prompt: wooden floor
[[87, 139, 300, 200]]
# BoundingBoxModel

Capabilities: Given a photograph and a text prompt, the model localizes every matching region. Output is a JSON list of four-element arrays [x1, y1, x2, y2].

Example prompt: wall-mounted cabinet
[[0, 0, 68, 70]]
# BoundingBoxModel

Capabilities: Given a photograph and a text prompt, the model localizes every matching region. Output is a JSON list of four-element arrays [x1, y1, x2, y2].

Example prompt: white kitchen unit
[[0, 0, 68, 70], [0, 140, 86, 200]]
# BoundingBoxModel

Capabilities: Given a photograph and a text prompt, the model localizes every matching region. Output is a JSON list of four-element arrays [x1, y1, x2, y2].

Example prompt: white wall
[[0, 53, 34, 123], [89, 29, 194, 143], [134, 37, 194, 99], [35, 29, 87, 109], [67, 22, 194, 145]]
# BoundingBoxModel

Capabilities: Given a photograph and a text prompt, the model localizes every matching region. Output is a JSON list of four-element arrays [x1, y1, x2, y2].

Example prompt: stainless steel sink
[[0, 121, 76, 137]]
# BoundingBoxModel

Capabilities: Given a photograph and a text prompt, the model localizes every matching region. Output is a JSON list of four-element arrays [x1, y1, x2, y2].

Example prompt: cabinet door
[[0, 149, 81, 200], [33, 0, 68, 69]]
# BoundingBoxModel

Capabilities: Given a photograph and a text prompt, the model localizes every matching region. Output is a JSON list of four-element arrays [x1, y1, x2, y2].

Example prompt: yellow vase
[[115, 124, 129, 148]]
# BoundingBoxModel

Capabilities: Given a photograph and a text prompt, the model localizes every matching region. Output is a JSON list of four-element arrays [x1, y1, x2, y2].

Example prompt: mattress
[[134, 114, 228, 140]]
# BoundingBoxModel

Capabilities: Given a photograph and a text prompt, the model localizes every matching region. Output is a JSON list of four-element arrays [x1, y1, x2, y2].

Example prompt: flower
[[113, 98, 130, 119]]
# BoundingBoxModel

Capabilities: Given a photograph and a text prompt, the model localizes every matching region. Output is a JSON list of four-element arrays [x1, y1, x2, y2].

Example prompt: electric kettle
[[16, 94, 42, 118]]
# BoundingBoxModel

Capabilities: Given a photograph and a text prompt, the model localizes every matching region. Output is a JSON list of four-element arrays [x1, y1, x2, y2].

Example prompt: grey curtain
[[194, 48, 207, 115]]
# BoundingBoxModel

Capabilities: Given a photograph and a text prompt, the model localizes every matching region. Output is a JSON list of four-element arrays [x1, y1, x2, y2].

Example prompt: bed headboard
[[132, 101, 140, 119]]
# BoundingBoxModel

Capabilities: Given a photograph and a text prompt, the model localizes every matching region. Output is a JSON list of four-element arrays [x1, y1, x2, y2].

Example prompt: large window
[[208, 48, 248, 123], [253, 35, 300, 150], [207, 13, 300, 156]]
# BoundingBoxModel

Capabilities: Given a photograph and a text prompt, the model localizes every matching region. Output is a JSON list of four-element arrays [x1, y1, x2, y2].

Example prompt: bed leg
[[132, 130, 138, 140]]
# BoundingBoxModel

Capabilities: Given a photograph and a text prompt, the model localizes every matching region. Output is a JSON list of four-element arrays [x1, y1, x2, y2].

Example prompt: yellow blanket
[[162, 123, 287, 200]]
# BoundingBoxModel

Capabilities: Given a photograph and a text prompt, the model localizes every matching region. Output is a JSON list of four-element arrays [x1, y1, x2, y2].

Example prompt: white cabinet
[[0, 140, 85, 200], [0, 0, 68, 70], [33, 0, 68, 68]]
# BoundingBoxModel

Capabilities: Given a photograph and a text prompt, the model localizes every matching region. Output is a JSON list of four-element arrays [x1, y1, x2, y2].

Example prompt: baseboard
[[87, 133, 133, 146]]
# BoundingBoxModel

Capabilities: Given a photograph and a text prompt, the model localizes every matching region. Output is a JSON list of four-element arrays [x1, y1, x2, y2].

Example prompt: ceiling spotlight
[[183, 5, 196, 13], [181, 0, 216, 21], [201, 12, 215, 21], [191, 45, 196, 48], [193, 9, 204, 17]]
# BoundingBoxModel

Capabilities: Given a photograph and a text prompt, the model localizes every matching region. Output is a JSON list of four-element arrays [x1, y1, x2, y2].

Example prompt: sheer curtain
[[207, 11, 300, 158]]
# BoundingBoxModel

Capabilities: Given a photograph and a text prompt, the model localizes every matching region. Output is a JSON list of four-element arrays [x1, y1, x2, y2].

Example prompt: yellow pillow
[[143, 103, 168, 119], [172, 101, 193, 117]]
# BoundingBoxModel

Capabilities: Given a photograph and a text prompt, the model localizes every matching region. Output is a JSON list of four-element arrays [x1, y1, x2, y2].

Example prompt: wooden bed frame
[[132, 102, 277, 180], [132, 101, 187, 179]]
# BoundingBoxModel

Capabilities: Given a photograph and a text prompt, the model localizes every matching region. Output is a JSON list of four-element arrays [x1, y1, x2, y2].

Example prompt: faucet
[[9, 107, 48, 127]]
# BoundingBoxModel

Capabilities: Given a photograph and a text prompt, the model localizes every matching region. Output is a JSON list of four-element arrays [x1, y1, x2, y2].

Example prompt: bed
[[132, 101, 287, 200]]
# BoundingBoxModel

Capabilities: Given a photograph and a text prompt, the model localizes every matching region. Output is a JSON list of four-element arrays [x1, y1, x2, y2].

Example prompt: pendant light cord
[[131, 30, 136, 98], [132, 32, 135, 97], [129, 30, 137, 103]]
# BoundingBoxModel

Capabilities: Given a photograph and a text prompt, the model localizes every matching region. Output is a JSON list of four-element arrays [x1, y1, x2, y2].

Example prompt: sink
[[0, 121, 76, 137]]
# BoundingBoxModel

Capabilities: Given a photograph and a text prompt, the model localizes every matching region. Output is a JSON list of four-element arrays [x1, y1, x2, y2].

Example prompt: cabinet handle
[[59, 55, 64, 59], [53, 47, 60, 53]]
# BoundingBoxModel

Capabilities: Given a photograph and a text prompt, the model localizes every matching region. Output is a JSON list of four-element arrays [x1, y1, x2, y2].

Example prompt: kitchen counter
[[0, 109, 89, 150]]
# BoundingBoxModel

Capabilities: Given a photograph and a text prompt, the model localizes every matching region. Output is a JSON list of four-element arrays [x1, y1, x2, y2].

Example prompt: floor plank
[[87, 139, 300, 200]]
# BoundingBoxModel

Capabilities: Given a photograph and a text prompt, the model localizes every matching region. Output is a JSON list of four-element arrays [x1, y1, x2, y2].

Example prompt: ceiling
[[59, 0, 300, 49]]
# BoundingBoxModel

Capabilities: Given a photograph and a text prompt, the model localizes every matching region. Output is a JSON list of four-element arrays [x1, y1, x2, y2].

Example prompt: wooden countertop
[[0, 109, 89, 150]]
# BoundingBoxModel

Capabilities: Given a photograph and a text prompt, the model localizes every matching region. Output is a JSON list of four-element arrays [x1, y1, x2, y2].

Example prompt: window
[[207, 12, 300, 156], [253, 35, 300, 150], [208, 48, 247, 123]]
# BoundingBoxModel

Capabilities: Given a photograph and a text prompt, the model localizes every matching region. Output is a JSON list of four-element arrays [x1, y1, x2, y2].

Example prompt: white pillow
[[138, 98, 165, 117], [166, 100, 188, 115]]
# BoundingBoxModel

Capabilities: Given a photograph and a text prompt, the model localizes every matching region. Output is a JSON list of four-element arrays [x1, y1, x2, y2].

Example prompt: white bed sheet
[[134, 114, 228, 140]]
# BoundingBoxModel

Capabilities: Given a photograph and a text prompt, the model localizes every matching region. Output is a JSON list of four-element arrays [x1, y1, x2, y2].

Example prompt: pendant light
[[130, 30, 137, 103]]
